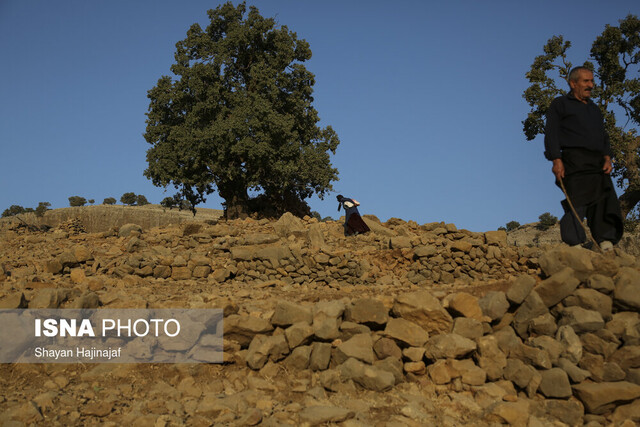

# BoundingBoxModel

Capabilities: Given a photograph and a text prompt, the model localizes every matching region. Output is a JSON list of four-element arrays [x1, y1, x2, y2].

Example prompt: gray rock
[[0, 293, 27, 309], [557, 357, 592, 383], [449, 359, 486, 386], [543, 399, 585, 427], [556, 325, 583, 364], [513, 290, 548, 338], [536, 267, 580, 308], [240, 233, 280, 246], [512, 343, 552, 370], [614, 267, 640, 310], [339, 321, 371, 341], [58, 250, 78, 268], [312, 301, 345, 340], [402, 346, 425, 362], [307, 223, 326, 249], [493, 326, 523, 357], [246, 335, 271, 370], [573, 381, 640, 415], [373, 356, 404, 384], [558, 307, 605, 334], [363, 217, 396, 236], [529, 312, 558, 336], [392, 290, 453, 335], [586, 273, 615, 294], [338, 357, 395, 391], [580, 332, 619, 359], [564, 289, 613, 321], [373, 337, 403, 361], [452, 317, 484, 340], [28, 289, 69, 309], [539, 368, 572, 398], [528, 336, 564, 365], [345, 298, 389, 327], [283, 345, 312, 370], [390, 236, 412, 249], [309, 342, 332, 371], [272, 212, 305, 237], [606, 312, 640, 343], [383, 318, 429, 347], [608, 345, 640, 371], [447, 292, 485, 321], [424, 333, 476, 360], [503, 358, 535, 389], [298, 406, 355, 425], [285, 322, 314, 349], [335, 333, 375, 364], [271, 301, 312, 327], [474, 335, 507, 381], [626, 368, 640, 385], [479, 291, 509, 321], [224, 315, 274, 348], [69, 292, 100, 309], [118, 223, 143, 237], [485, 230, 507, 246], [255, 245, 293, 267], [539, 246, 595, 280], [414, 245, 437, 257], [507, 275, 535, 305]]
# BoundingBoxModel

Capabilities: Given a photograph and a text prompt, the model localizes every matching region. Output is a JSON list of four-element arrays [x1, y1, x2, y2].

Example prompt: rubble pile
[[1, 211, 640, 425], [234, 245, 640, 425]]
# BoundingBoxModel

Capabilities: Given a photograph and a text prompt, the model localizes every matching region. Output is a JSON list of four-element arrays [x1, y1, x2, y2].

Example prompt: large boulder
[[392, 290, 453, 334], [272, 212, 305, 238]]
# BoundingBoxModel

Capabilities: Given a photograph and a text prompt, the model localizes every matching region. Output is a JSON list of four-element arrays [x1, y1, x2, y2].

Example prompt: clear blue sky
[[1, 1, 638, 231]]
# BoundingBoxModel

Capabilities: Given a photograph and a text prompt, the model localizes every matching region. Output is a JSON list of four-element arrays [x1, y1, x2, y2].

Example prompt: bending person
[[337, 195, 370, 236]]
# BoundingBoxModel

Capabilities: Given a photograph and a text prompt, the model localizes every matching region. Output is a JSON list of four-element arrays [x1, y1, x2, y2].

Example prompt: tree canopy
[[68, 196, 87, 207], [523, 14, 640, 218], [144, 2, 339, 218]]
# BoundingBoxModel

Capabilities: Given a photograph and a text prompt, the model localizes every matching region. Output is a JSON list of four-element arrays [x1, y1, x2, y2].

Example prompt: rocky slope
[[0, 211, 639, 426], [1, 204, 224, 234]]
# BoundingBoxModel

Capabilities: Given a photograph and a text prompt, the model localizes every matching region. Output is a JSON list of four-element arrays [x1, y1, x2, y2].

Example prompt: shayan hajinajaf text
[[34, 347, 122, 360]]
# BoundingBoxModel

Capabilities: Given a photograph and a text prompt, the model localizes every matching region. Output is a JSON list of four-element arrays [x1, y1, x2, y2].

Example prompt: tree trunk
[[619, 189, 640, 219], [219, 181, 249, 220]]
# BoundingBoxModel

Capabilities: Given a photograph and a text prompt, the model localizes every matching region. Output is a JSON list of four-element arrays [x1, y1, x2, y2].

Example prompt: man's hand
[[552, 158, 565, 180], [603, 156, 613, 174]]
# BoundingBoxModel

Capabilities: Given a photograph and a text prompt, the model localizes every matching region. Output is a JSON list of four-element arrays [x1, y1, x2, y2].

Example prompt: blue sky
[[1, 1, 638, 231]]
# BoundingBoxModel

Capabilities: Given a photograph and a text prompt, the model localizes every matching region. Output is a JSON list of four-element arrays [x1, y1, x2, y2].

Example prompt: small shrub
[[136, 195, 150, 206], [498, 226, 507, 231], [161, 197, 176, 209], [88, 199, 95, 205], [103, 197, 117, 205], [505, 221, 521, 232], [35, 202, 51, 218], [120, 192, 137, 206], [2, 205, 26, 218], [68, 196, 87, 207], [537, 212, 558, 231]]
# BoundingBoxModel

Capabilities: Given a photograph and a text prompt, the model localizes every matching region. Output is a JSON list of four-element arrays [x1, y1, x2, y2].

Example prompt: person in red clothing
[[336, 195, 370, 236]]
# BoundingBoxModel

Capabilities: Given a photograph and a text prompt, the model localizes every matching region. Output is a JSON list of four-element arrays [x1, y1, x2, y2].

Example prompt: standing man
[[544, 66, 623, 250]]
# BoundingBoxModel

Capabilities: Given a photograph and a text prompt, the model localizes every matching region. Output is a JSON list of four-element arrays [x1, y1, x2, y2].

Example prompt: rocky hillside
[[0, 204, 223, 234], [1, 211, 640, 425]]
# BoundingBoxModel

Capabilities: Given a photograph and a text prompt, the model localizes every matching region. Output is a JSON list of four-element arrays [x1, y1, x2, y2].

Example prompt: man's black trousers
[[557, 148, 623, 246]]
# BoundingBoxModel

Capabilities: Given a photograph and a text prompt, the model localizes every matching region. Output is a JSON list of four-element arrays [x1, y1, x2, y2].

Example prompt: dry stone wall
[[1, 211, 640, 425]]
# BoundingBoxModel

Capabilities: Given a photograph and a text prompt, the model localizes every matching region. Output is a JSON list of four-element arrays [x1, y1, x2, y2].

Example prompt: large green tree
[[523, 14, 640, 218], [144, 2, 339, 218]]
